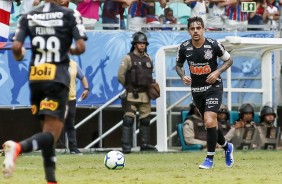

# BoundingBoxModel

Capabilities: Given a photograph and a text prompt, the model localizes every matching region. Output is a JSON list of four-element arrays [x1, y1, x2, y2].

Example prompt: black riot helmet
[[131, 32, 149, 45], [239, 103, 254, 119], [130, 32, 149, 52], [260, 106, 276, 120], [218, 104, 230, 119]]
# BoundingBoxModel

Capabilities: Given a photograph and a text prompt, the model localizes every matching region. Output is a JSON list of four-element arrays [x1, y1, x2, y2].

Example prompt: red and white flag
[[0, 0, 13, 49]]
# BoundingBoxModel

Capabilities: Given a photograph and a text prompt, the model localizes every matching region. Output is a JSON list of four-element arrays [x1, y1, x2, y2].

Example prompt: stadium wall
[[0, 108, 157, 148]]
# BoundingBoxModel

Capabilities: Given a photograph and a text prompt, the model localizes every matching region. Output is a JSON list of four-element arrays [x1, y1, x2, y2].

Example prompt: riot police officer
[[259, 105, 276, 126], [183, 103, 207, 148], [256, 105, 277, 149], [117, 32, 157, 153], [236, 103, 256, 128], [217, 104, 231, 135]]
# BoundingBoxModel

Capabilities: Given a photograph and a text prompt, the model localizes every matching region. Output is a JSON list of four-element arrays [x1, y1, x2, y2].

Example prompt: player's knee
[[204, 119, 216, 128]]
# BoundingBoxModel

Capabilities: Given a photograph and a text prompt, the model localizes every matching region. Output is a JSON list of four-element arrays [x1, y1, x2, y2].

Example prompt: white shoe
[[2, 141, 21, 178]]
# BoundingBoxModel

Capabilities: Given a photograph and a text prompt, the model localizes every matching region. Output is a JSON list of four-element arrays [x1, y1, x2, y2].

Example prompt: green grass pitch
[[1, 150, 282, 184]]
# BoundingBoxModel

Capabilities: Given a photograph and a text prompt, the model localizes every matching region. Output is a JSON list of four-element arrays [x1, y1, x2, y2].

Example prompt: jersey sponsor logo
[[206, 97, 219, 105], [40, 99, 58, 111], [190, 65, 211, 75], [29, 63, 56, 81], [204, 45, 211, 48], [186, 47, 193, 50], [191, 85, 211, 92], [204, 49, 213, 60], [28, 12, 64, 20], [186, 54, 192, 57], [31, 105, 37, 115], [28, 19, 63, 27]]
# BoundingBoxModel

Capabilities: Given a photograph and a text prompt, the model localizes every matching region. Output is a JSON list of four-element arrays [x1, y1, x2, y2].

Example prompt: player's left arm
[[206, 41, 233, 84], [216, 41, 233, 74], [69, 9, 87, 55]]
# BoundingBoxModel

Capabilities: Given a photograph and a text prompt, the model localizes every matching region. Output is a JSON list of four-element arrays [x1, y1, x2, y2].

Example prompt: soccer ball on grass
[[104, 151, 125, 170]]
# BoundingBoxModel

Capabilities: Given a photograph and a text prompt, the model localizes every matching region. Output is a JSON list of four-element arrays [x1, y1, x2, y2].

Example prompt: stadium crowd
[[8, 0, 282, 31]]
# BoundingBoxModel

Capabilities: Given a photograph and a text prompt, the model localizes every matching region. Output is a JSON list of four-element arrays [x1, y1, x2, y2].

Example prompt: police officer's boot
[[140, 117, 157, 151], [121, 116, 134, 154]]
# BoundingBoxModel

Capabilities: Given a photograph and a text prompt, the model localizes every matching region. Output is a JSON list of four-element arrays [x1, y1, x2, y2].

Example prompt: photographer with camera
[[117, 31, 157, 154]]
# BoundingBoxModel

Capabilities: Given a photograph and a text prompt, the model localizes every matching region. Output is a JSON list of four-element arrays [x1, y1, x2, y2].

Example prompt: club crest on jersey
[[204, 49, 213, 60]]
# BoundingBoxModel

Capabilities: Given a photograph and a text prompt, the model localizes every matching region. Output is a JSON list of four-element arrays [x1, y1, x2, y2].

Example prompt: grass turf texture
[[1, 150, 282, 184]]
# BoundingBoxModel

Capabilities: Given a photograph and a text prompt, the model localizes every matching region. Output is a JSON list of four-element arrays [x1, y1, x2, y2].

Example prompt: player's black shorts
[[192, 82, 223, 117], [29, 82, 68, 121]]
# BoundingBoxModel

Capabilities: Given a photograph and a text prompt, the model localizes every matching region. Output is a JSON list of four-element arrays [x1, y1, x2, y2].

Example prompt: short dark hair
[[187, 16, 204, 29], [164, 7, 173, 14]]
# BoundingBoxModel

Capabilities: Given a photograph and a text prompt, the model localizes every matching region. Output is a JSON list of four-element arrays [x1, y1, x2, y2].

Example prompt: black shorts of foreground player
[[2, 0, 87, 183], [176, 16, 234, 169]]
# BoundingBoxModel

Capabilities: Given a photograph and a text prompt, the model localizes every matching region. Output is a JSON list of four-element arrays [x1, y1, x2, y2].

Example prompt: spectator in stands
[[127, 0, 167, 31], [224, 103, 257, 142], [60, 0, 77, 9], [217, 104, 231, 136], [19, 0, 42, 15], [185, 0, 208, 25], [77, 0, 100, 29], [255, 105, 278, 148], [159, 7, 178, 30], [146, 1, 161, 25], [102, 0, 134, 30], [225, 0, 248, 31], [206, 0, 226, 31], [248, 0, 267, 31], [10, 1, 22, 24], [182, 103, 207, 148], [266, 0, 280, 30]]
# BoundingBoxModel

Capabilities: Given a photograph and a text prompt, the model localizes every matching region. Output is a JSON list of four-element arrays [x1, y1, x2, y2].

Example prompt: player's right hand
[[182, 76, 191, 85]]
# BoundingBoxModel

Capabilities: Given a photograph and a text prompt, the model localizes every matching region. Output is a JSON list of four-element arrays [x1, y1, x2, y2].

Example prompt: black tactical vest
[[218, 120, 231, 135], [188, 115, 207, 141], [125, 52, 153, 91]]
